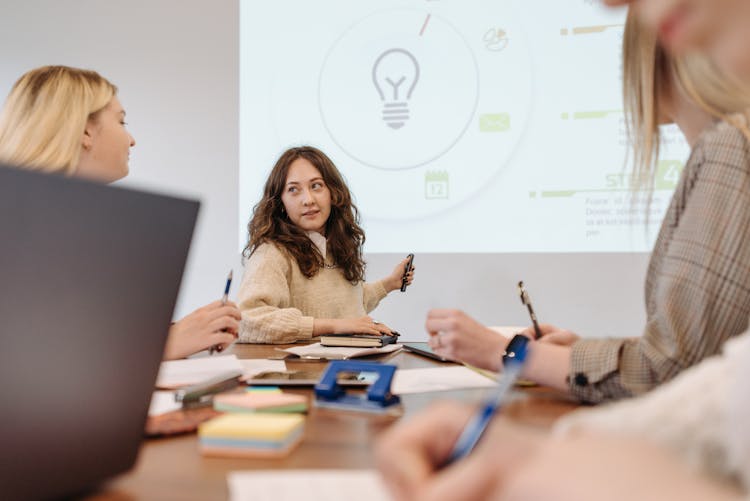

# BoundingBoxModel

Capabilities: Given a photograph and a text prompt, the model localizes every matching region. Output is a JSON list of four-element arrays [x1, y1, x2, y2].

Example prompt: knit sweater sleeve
[[237, 243, 314, 344], [362, 280, 388, 313]]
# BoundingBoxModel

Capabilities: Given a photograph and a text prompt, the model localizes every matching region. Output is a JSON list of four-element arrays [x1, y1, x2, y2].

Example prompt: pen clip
[[517, 280, 530, 306]]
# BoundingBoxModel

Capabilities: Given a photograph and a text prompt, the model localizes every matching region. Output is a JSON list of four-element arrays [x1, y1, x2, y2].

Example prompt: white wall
[[366, 253, 648, 339], [0, 0, 650, 341]]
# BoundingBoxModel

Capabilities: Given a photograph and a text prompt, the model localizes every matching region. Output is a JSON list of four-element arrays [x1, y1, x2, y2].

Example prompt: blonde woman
[[605, 0, 750, 80], [0, 65, 240, 359], [378, 6, 750, 501], [423, 9, 750, 404], [377, 11, 750, 499]]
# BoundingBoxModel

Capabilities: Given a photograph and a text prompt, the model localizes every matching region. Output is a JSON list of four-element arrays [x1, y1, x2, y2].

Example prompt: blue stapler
[[314, 361, 401, 414]]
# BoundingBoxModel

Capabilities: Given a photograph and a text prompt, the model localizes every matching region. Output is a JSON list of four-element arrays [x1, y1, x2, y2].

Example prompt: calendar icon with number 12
[[425, 171, 449, 200]]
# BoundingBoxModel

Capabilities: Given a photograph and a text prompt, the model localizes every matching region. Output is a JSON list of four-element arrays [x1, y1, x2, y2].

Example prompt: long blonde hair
[[623, 9, 750, 192], [0, 65, 117, 175]]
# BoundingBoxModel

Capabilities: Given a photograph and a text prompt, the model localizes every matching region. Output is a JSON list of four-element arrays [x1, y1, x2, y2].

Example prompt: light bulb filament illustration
[[372, 48, 420, 130], [385, 76, 406, 100]]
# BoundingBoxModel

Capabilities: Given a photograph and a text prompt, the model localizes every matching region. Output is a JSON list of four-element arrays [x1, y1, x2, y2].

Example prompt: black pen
[[209, 270, 233, 355], [400, 254, 414, 292], [518, 281, 542, 340]]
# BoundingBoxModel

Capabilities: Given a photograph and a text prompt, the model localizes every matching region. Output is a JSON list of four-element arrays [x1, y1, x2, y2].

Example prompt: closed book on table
[[320, 333, 398, 348]]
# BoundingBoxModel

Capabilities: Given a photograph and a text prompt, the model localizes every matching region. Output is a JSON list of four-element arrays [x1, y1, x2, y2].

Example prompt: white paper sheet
[[489, 325, 524, 338], [282, 342, 402, 360], [155, 354, 244, 388], [148, 360, 285, 414], [228, 470, 390, 501], [392, 366, 498, 394], [148, 390, 181, 416]]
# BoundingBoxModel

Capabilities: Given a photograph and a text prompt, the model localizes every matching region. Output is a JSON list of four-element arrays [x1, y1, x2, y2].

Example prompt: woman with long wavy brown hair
[[237, 146, 414, 344]]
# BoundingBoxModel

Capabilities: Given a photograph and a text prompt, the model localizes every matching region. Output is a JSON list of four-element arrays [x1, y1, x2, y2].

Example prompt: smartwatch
[[502, 334, 530, 367]]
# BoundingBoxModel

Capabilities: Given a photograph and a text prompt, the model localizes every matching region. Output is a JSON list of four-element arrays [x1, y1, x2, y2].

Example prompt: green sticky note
[[246, 386, 282, 393], [479, 113, 510, 132]]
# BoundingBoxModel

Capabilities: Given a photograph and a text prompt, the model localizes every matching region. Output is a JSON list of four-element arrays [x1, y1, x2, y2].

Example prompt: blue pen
[[209, 270, 233, 355], [221, 270, 233, 304], [444, 342, 528, 465]]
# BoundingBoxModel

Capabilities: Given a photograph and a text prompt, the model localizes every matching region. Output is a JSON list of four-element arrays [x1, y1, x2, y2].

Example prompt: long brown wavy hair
[[243, 146, 366, 284]]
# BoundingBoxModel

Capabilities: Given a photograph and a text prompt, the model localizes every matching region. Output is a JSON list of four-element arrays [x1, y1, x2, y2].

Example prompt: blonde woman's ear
[[81, 128, 93, 151]]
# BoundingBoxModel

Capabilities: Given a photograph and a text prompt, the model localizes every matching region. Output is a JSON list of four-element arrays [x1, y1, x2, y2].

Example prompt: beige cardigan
[[237, 242, 387, 344]]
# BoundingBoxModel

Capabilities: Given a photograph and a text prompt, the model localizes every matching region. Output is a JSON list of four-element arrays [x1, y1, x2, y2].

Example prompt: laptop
[[0, 166, 200, 500]]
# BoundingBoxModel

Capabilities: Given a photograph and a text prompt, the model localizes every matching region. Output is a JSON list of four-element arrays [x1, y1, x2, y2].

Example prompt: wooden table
[[91, 343, 579, 500]]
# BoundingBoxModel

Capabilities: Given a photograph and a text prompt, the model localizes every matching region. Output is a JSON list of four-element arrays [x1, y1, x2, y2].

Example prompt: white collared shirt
[[306, 231, 327, 260]]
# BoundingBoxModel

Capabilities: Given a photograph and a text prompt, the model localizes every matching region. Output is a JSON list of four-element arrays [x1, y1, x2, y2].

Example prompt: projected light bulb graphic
[[372, 48, 420, 130]]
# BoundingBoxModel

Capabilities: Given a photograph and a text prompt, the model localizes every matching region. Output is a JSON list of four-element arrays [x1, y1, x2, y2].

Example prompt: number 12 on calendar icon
[[425, 171, 449, 200]]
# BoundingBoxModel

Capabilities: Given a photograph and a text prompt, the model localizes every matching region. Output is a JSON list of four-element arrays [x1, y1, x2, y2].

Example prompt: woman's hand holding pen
[[375, 400, 542, 501], [425, 309, 508, 372], [383, 256, 416, 292], [163, 300, 241, 360], [520, 323, 580, 347], [378, 402, 735, 501]]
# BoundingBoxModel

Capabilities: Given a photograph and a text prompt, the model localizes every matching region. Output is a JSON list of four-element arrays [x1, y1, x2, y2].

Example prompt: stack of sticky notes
[[213, 390, 307, 414], [198, 413, 305, 458]]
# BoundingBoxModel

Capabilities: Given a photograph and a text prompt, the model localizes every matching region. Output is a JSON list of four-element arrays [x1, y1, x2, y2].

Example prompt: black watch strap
[[502, 334, 530, 366]]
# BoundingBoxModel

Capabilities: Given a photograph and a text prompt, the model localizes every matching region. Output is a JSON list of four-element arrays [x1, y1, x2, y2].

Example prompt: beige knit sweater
[[237, 242, 387, 344]]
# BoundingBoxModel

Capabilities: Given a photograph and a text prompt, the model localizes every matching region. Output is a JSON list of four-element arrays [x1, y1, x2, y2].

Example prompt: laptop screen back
[[0, 166, 199, 500]]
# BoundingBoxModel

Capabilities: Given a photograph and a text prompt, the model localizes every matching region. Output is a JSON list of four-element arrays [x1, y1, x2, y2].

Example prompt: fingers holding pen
[[376, 401, 476, 501], [209, 316, 240, 336], [402, 267, 415, 286], [209, 331, 238, 353], [387, 256, 416, 292], [205, 301, 242, 320], [519, 323, 579, 346]]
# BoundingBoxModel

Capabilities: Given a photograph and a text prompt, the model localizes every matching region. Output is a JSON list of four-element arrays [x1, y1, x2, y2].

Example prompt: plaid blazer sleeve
[[569, 121, 750, 403]]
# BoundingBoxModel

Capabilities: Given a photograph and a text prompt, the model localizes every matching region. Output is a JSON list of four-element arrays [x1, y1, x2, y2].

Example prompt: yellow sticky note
[[199, 413, 304, 440]]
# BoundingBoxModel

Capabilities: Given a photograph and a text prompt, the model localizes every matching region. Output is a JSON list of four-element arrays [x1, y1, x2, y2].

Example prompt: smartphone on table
[[402, 342, 452, 362]]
